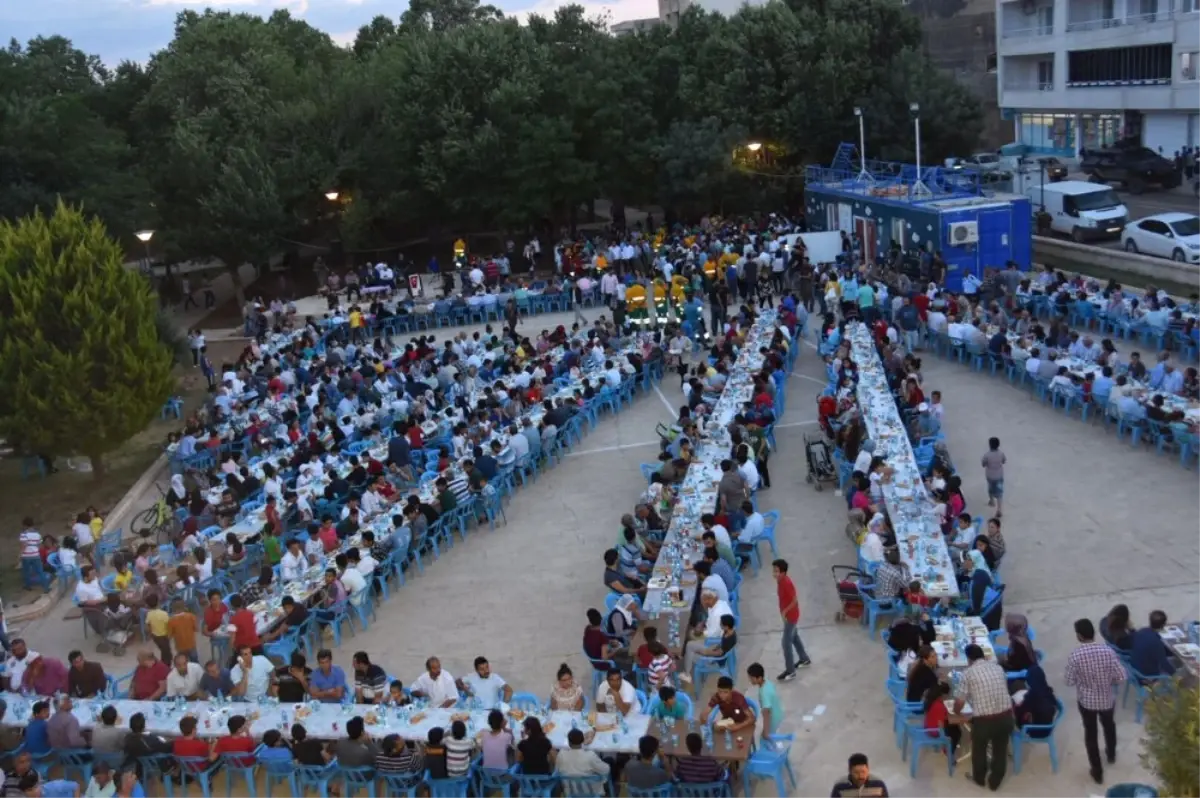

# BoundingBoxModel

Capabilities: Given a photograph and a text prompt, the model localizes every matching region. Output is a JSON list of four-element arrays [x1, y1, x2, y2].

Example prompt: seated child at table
[[424, 727, 449, 779], [922, 682, 962, 756]]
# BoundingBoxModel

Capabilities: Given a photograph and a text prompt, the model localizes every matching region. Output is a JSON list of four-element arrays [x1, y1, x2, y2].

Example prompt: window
[[1139, 220, 1170, 235], [1182, 51, 1199, 81], [1036, 5, 1054, 33], [1101, 0, 1115, 18], [1037, 59, 1054, 89], [1181, 0, 1198, 13], [986, 52, 997, 73], [1066, 44, 1172, 86], [891, 218, 906, 248], [1017, 113, 1077, 154]]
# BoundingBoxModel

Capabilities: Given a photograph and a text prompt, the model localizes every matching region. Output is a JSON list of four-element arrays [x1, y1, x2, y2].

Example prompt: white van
[[1024, 180, 1128, 242]]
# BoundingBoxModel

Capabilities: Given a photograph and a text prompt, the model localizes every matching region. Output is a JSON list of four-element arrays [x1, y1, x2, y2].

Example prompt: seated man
[[602, 549, 645, 597], [583, 609, 633, 673], [674, 732, 724, 783], [706, 676, 756, 734], [1130, 609, 1176, 679]]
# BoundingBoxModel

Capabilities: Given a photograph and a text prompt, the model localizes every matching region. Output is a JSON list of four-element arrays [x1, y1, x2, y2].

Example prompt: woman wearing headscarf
[[965, 549, 1003, 631], [1014, 663, 1058, 736], [999, 613, 1036, 674], [859, 513, 887, 565]]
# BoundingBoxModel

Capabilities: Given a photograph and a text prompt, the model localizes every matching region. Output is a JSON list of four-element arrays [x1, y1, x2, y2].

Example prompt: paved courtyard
[[12, 306, 1199, 796]]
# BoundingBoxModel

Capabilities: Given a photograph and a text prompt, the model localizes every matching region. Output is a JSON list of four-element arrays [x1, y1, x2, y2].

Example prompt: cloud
[[328, 28, 358, 46], [140, 0, 311, 9], [506, 0, 658, 23]]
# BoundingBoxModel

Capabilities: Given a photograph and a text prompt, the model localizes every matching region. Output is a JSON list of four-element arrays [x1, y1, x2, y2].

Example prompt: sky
[[2, 0, 661, 64]]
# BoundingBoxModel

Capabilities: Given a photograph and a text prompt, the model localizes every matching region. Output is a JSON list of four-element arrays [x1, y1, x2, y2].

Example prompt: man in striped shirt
[[674, 733, 724, 783], [1064, 618, 1127, 784]]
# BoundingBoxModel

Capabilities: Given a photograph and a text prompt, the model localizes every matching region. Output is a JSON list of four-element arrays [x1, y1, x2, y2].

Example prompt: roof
[[1134, 212, 1198, 223], [927, 194, 1026, 211], [1037, 180, 1115, 196]]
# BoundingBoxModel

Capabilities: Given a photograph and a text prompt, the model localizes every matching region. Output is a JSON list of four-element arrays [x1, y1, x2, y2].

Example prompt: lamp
[[746, 142, 763, 152], [324, 191, 340, 201], [853, 107, 869, 181], [134, 230, 154, 273]]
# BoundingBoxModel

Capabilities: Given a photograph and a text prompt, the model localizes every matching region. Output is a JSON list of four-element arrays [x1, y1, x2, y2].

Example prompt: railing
[[1003, 81, 1056, 90], [1070, 9, 1171, 29], [1001, 24, 1055, 38]]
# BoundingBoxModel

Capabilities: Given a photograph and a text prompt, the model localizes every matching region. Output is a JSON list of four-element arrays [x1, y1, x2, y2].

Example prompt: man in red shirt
[[131, 650, 169, 700], [706, 676, 756, 733], [212, 715, 257, 766], [227, 595, 262, 663], [173, 716, 214, 770], [773, 559, 812, 680]]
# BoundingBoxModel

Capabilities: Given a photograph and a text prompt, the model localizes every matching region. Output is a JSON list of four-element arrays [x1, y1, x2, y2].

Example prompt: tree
[[0, 202, 174, 477], [1141, 683, 1200, 797]]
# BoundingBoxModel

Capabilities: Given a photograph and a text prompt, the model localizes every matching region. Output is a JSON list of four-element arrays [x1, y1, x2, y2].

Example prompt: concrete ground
[[11, 306, 1199, 797]]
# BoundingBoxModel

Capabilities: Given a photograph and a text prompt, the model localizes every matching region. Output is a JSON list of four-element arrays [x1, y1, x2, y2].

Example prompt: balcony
[[1066, 9, 1181, 30], [1002, 24, 1056, 39], [1003, 80, 1057, 90]]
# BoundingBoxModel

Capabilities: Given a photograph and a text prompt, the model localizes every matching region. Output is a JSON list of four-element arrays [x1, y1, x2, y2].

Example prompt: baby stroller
[[831, 565, 867, 621], [803, 433, 837, 491]]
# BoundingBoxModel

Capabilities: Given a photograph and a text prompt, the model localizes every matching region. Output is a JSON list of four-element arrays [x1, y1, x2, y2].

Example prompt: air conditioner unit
[[948, 221, 980, 245]]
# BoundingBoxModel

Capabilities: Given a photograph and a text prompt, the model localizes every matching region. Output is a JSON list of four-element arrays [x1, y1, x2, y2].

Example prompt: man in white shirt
[[595, 670, 640, 716], [853, 439, 876, 474], [702, 515, 733, 551], [507, 426, 529, 462], [458, 656, 512, 709], [230, 646, 275, 700], [339, 556, 368, 604], [412, 657, 460, 708], [1025, 348, 1043, 377], [280, 540, 307, 581], [3, 640, 40, 691], [166, 654, 205, 698], [697, 590, 734, 639], [696, 562, 729, 602], [469, 265, 484, 287], [74, 567, 106, 605], [738, 508, 765, 546], [352, 548, 377, 577], [360, 485, 384, 518], [604, 361, 623, 389], [737, 458, 760, 491]]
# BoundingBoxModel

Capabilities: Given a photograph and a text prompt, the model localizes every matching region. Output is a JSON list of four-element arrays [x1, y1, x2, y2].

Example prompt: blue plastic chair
[[902, 720, 956, 777], [221, 749, 260, 797], [690, 646, 736, 691], [861, 590, 905, 640], [258, 751, 295, 797], [885, 678, 925, 751], [1122, 664, 1174, 723], [57, 748, 96, 784], [339, 764, 378, 797], [474, 767, 514, 797], [1011, 697, 1065, 774], [425, 773, 472, 797], [379, 772, 423, 797], [558, 774, 610, 797], [677, 782, 731, 797], [175, 755, 221, 797], [508, 691, 543, 712], [646, 691, 694, 720], [628, 785, 674, 798], [639, 463, 659, 484], [291, 762, 338, 797], [349, 585, 377, 632], [741, 734, 797, 796], [508, 766, 559, 797]]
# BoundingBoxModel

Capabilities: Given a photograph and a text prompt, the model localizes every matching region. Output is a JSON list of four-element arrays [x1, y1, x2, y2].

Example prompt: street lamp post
[[134, 229, 154, 274], [324, 191, 340, 201], [853, 107, 871, 182], [909, 103, 930, 198]]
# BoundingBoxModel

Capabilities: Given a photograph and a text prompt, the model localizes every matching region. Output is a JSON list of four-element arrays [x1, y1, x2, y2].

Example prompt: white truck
[[1022, 180, 1128, 243]]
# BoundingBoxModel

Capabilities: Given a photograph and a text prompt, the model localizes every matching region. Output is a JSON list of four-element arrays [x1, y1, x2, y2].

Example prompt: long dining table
[[643, 310, 780, 622], [847, 322, 958, 597]]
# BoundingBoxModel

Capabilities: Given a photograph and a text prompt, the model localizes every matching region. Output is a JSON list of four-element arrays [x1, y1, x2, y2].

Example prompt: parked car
[[948, 153, 1003, 173], [1080, 139, 1182, 193], [1120, 213, 1200, 263], [1038, 157, 1068, 181]]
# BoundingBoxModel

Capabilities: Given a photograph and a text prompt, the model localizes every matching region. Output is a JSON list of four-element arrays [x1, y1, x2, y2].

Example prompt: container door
[[854, 217, 878, 264], [976, 209, 1013, 277]]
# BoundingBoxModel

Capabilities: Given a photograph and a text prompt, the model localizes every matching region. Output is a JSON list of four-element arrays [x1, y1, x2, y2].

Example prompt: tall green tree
[[0, 202, 174, 477]]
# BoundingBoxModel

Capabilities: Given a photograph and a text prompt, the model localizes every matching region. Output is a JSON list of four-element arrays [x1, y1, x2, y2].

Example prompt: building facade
[[996, 0, 1200, 158], [905, 0, 1008, 150]]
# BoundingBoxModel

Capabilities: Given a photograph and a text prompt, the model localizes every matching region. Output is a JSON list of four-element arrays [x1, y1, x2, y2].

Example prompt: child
[[145, 594, 172, 664], [168, 599, 200, 663], [58, 537, 79, 570], [904, 580, 932, 610], [646, 640, 676, 690], [102, 593, 135, 651], [262, 524, 283, 566], [424, 727, 449, 779], [922, 682, 961, 756], [258, 729, 292, 764], [173, 564, 196, 592], [387, 680, 412, 707]]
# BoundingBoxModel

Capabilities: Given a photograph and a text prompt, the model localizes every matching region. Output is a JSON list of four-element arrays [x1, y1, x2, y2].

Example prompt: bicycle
[[130, 483, 177, 542]]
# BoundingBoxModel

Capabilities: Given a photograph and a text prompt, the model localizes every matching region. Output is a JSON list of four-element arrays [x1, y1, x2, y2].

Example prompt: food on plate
[[450, 712, 470, 723], [410, 712, 427, 724], [509, 709, 526, 722]]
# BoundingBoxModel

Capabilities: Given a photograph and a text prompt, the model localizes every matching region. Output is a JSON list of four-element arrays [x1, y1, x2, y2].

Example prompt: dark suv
[[1080, 140, 1182, 194]]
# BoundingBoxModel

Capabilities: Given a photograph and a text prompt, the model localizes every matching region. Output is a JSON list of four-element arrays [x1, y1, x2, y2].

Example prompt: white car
[[1121, 213, 1200, 263]]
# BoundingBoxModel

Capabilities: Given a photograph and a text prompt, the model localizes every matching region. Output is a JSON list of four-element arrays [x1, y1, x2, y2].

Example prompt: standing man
[[772, 559, 811, 681], [953, 644, 1014, 790], [1064, 618, 1127, 785]]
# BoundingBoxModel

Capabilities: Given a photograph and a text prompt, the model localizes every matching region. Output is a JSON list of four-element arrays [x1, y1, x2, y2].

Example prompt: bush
[[1140, 683, 1200, 797]]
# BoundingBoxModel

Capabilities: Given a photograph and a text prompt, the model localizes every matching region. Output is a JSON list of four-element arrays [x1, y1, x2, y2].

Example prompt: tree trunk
[[226, 260, 247, 309], [88, 452, 105, 481]]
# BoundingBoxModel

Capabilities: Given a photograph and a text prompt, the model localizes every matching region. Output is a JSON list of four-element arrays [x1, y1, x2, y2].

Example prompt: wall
[[1143, 111, 1193, 153], [1033, 235, 1199, 295], [908, 0, 1006, 148]]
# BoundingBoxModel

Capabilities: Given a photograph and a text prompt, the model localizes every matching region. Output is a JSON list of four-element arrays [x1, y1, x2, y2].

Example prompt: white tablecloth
[[0, 693, 648, 753], [847, 323, 958, 597]]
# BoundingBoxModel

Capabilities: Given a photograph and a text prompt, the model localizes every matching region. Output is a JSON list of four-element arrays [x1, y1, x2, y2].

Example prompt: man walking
[[772, 559, 811, 681], [981, 437, 1007, 517], [953, 644, 1014, 790], [1064, 618, 1127, 784]]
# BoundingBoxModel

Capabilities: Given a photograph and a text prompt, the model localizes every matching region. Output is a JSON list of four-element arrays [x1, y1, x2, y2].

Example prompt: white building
[[996, 0, 1199, 158], [657, 0, 767, 26]]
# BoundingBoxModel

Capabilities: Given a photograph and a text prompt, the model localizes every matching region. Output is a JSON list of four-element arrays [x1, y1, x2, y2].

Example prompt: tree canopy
[[0, 0, 983, 265], [0, 202, 175, 475]]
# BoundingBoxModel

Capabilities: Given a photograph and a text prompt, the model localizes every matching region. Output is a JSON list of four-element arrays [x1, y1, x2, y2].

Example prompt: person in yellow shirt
[[113, 560, 135, 591], [145, 594, 172, 664], [87, 506, 104, 540], [349, 307, 364, 343]]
